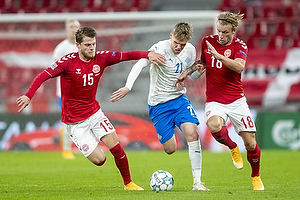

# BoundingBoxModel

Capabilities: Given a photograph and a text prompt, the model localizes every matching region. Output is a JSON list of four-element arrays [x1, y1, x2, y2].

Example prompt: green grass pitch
[[0, 150, 299, 200]]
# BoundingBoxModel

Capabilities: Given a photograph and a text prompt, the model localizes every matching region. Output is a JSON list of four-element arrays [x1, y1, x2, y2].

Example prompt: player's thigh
[[87, 144, 106, 164], [180, 122, 199, 142], [91, 109, 118, 149], [66, 121, 99, 157], [228, 99, 256, 134], [205, 102, 227, 132], [173, 96, 199, 141], [149, 105, 176, 145]]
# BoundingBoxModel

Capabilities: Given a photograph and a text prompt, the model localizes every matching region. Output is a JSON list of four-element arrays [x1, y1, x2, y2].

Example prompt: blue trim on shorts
[[148, 94, 199, 144]]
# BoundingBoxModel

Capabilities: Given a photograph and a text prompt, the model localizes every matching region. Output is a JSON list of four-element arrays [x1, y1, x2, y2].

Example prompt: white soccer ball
[[149, 170, 174, 191]]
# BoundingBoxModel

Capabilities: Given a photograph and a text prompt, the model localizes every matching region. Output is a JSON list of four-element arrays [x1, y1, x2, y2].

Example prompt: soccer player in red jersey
[[175, 12, 264, 190], [16, 26, 165, 190]]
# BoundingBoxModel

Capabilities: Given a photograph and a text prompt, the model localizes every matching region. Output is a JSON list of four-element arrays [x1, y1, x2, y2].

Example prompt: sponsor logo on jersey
[[224, 49, 231, 57], [50, 63, 58, 70], [112, 51, 116, 56], [76, 69, 81, 74], [92, 65, 100, 73]]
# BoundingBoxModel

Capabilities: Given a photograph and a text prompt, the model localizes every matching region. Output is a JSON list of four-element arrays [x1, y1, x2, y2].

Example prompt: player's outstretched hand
[[206, 40, 221, 60], [148, 51, 166, 66], [110, 87, 130, 102], [16, 95, 30, 112], [174, 72, 187, 90], [197, 63, 206, 74]]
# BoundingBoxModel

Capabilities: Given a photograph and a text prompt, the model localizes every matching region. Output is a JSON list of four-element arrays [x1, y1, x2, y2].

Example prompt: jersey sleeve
[[44, 61, 66, 78], [149, 41, 165, 55], [234, 38, 248, 61], [25, 60, 67, 99], [99, 51, 150, 67], [25, 70, 51, 99], [188, 44, 196, 68], [120, 51, 150, 61], [200, 37, 207, 63], [125, 58, 149, 90], [124, 43, 161, 90]]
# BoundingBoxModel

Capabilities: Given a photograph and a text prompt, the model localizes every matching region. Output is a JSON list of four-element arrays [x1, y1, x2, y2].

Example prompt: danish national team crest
[[82, 144, 89, 152], [224, 49, 231, 57], [92, 65, 100, 74]]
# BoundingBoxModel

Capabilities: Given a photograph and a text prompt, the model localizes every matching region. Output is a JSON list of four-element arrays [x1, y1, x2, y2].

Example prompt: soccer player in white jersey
[[17, 26, 166, 190], [175, 12, 264, 190], [53, 19, 80, 159], [111, 22, 209, 191]]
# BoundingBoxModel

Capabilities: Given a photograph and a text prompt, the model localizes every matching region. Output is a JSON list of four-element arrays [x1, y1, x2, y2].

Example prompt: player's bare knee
[[185, 131, 199, 142], [245, 141, 256, 151], [207, 120, 222, 133], [165, 149, 175, 155], [164, 147, 176, 155]]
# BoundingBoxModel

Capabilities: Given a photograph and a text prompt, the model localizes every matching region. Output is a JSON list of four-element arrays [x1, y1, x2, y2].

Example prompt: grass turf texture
[[0, 150, 299, 200]]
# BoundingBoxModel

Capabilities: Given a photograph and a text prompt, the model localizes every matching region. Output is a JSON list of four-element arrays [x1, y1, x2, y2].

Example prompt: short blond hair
[[171, 22, 193, 41], [217, 11, 244, 30]]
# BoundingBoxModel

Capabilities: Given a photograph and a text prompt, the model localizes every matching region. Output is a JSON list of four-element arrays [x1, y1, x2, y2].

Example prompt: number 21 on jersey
[[175, 62, 183, 73]]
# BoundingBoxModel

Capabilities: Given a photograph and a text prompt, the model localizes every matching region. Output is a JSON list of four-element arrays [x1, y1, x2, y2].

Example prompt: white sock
[[187, 140, 202, 184]]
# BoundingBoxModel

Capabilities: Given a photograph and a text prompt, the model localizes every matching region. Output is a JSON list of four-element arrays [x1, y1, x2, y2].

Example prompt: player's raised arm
[[206, 41, 245, 73], [15, 70, 52, 112], [111, 58, 150, 102], [174, 60, 206, 90]]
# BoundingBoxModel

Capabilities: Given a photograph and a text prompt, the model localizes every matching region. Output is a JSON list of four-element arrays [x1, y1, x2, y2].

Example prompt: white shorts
[[66, 109, 116, 157], [204, 97, 256, 134]]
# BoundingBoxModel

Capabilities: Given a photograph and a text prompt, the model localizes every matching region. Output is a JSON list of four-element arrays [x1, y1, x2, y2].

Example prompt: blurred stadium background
[[0, 0, 300, 152]]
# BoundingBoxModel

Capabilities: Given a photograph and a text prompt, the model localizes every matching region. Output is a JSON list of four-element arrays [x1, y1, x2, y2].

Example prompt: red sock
[[211, 126, 237, 149], [110, 143, 132, 185], [247, 143, 261, 177]]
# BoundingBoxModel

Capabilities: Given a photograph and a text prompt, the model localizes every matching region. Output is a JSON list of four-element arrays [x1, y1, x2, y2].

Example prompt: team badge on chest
[[92, 65, 100, 73], [224, 49, 231, 57]]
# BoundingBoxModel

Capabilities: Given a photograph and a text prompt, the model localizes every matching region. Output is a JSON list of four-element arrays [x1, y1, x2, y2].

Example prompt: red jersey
[[200, 35, 248, 104], [26, 50, 149, 123]]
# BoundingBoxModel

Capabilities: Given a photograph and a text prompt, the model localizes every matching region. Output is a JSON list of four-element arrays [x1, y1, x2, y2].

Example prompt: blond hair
[[171, 22, 193, 41], [217, 11, 244, 30]]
